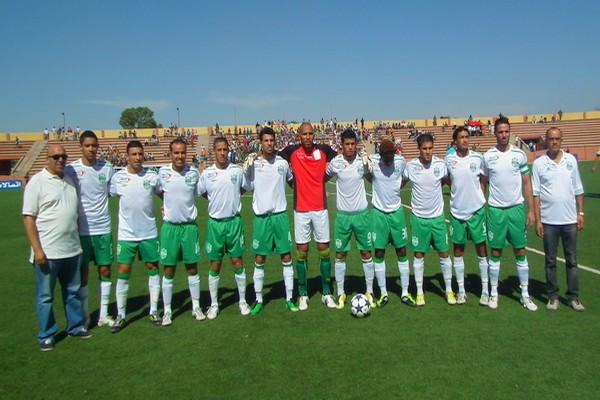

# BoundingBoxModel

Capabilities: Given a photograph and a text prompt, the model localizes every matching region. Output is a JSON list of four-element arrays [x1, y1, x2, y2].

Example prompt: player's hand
[[33, 249, 48, 266], [577, 215, 584, 231], [243, 153, 256, 172], [361, 151, 373, 174], [161, 206, 165, 219], [536, 222, 544, 238], [592, 166, 597, 174], [526, 210, 535, 228]]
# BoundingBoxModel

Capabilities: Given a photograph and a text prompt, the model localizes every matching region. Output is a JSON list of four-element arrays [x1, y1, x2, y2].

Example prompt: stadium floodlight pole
[[176, 107, 180, 128], [61, 112, 65, 130]]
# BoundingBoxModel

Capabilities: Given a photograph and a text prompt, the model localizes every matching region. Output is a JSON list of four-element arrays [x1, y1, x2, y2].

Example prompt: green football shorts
[[80, 233, 113, 268], [450, 207, 487, 245], [410, 214, 449, 253], [487, 204, 527, 250], [371, 208, 408, 250], [117, 238, 160, 265], [206, 215, 245, 261], [160, 221, 200, 266], [334, 209, 372, 253], [252, 211, 293, 256]]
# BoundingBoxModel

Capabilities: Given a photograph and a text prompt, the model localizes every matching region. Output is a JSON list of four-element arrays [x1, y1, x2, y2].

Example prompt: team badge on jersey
[[277, 165, 285, 175], [566, 161, 574, 171], [143, 179, 152, 190], [470, 162, 478, 173], [511, 157, 520, 170], [98, 173, 107, 184], [394, 167, 401, 177], [230, 174, 238, 184], [185, 173, 197, 186], [434, 166, 441, 177]]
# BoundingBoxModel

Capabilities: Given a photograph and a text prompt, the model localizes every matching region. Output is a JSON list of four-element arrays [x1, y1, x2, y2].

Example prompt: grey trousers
[[543, 223, 579, 301]]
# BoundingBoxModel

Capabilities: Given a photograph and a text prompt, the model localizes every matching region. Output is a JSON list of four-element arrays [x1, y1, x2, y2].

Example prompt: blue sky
[[1, 0, 599, 132]]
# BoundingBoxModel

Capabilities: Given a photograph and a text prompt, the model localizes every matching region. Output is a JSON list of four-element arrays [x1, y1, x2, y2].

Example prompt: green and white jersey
[[66, 159, 114, 235], [404, 156, 447, 218], [446, 151, 486, 220], [532, 151, 584, 225], [483, 145, 528, 208], [245, 155, 292, 215], [158, 164, 200, 224], [370, 153, 406, 213], [109, 168, 159, 241], [198, 163, 245, 219], [326, 154, 368, 212]]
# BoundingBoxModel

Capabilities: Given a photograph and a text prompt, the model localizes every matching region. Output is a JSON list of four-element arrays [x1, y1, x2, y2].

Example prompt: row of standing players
[[24, 119, 586, 349]]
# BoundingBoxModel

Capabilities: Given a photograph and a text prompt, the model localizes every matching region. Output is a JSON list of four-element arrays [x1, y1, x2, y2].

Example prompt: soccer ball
[[350, 294, 371, 318]]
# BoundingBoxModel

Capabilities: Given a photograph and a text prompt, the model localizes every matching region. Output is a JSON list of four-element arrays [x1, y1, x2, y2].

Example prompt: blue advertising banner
[[0, 180, 23, 191]]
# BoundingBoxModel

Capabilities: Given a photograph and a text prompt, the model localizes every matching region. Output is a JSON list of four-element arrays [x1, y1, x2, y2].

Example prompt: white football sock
[[335, 259, 346, 295], [162, 276, 174, 314], [489, 259, 500, 296], [440, 257, 453, 293], [362, 258, 375, 294], [116, 278, 129, 318], [453, 256, 465, 295], [414, 257, 425, 295], [478, 256, 489, 296], [148, 274, 160, 314], [188, 274, 200, 310], [209, 273, 220, 306], [516, 257, 530, 297], [282, 262, 294, 301], [235, 269, 247, 304], [397, 259, 410, 297], [374, 260, 387, 296], [253, 265, 265, 303], [99, 281, 111, 320]]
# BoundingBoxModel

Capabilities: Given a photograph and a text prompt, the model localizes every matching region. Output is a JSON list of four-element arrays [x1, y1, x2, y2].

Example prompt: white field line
[[325, 181, 600, 276]]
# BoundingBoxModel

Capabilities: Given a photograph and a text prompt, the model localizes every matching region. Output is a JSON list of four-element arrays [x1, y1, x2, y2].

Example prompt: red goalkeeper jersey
[[279, 144, 337, 212]]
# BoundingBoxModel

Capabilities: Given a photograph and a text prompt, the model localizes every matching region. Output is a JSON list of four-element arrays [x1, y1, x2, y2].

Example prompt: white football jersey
[[404, 156, 447, 218], [245, 155, 292, 215], [198, 163, 245, 219], [158, 164, 200, 224], [532, 151, 584, 225], [370, 153, 406, 213], [66, 159, 114, 235], [326, 154, 368, 212], [109, 168, 159, 240], [483, 145, 528, 208], [446, 151, 486, 220]]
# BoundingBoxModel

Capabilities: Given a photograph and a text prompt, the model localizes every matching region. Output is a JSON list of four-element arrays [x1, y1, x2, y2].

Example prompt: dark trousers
[[543, 223, 579, 301]]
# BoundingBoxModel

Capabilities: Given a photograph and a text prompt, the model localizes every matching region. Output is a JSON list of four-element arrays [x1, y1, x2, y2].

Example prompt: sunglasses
[[49, 154, 68, 160]]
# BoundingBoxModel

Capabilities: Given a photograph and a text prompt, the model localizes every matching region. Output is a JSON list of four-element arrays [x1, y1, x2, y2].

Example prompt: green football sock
[[295, 260, 307, 296], [320, 257, 332, 295]]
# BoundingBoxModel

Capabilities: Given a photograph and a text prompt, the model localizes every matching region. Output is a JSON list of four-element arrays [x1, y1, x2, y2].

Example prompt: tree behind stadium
[[119, 107, 158, 129]]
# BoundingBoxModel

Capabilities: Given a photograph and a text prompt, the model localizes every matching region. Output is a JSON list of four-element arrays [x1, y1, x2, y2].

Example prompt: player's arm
[[531, 163, 543, 237], [573, 161, 585, 230], [521, 172, 535, 228], [592, 154, 599, 173], [23, 215, 47, 266]]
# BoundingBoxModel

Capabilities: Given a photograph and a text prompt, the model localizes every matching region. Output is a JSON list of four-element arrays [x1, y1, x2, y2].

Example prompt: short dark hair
[[494, 116, 510, 131], [213, 136, 229, 149], [169, 138, 187, 152], [259, 127, 276, 141], [126, 140, 144, 153], [79, 130, 98, 144], [340, 129, 356, 142], [452, 126, 468, 142], [416, 133, 434, 148]]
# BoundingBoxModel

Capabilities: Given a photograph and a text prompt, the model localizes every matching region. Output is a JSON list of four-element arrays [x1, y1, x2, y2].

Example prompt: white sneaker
[[161, 311, 173, 326], [321, 294, 337, 309], [298, 296, 309, 311], [488, 295, 498, 309], [97, 316, 115, 327], [456, 293, 467, 305], [479, 294, 490, 306], [207, 305, 219, 320], [239, 301, 251, 316], [546, 298, 559, 311], [192, 307, 206, 321], [520, 296, 538, 311]]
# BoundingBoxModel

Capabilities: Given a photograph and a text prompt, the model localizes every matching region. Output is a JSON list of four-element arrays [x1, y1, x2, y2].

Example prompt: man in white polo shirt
[[109, 141, 162, 332], [23, 144, 91, 351], [532, 127, 585, 311]]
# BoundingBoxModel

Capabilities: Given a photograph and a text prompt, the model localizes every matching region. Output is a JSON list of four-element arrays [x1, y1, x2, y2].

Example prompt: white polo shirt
[[22, 168, 82, 262], [446, 151, 486, 220], [157, 164, 200, 224], [483, 145, 528, 208], [198, 163, 245, 219], [326, 154, 368, 212], [403, 156, 447, 218], [245, 155, 292, 215], [532, 151, 584, 225], [370, 153, 406, 213]]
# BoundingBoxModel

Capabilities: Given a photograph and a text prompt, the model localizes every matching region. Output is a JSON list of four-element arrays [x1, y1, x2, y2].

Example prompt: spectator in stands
[[558, 109, 563, 120], [44, 128, 49, 140], [15, 137, 21, 147], [592, 148, 600, 173]]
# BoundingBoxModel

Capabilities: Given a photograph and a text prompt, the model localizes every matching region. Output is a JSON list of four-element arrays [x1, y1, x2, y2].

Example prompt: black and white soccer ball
[[350, 293, 371, 318]]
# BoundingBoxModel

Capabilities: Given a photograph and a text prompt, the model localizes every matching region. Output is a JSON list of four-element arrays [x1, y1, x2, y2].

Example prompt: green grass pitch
[[1, 162, 600, 399]]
